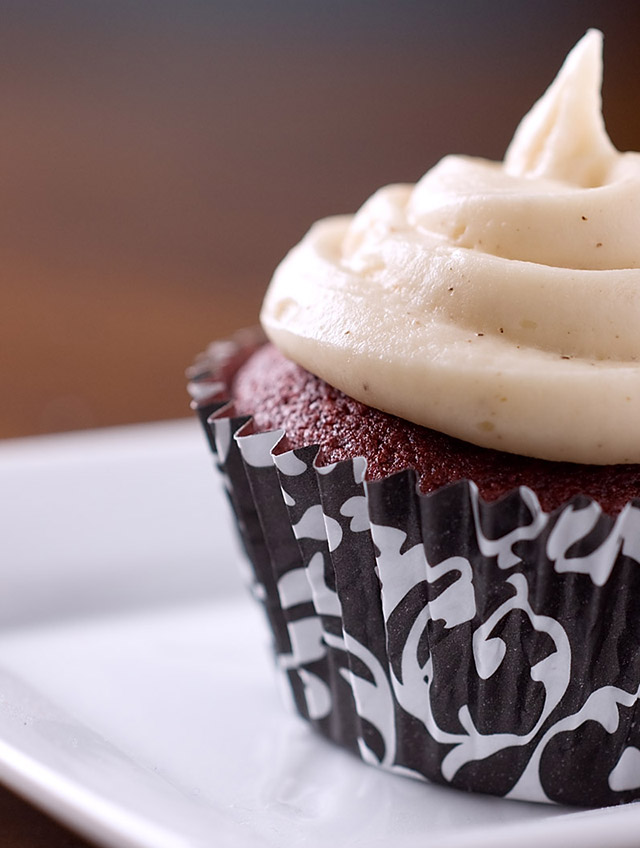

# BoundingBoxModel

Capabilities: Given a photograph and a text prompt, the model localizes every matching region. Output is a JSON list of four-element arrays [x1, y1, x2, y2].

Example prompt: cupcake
[[189, 30, 640, 807]]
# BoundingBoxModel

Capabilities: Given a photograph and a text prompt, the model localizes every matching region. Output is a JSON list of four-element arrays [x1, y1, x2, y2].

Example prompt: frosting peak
[[504, 29, 616, 187], [261, 31, 640, 465]]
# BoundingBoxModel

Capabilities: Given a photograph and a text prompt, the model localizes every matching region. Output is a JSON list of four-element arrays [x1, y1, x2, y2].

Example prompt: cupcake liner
[[189, 332, 640, 807]]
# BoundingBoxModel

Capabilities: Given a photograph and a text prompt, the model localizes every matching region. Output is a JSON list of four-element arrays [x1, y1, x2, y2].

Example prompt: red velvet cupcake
[[189, 32, 640, 807]]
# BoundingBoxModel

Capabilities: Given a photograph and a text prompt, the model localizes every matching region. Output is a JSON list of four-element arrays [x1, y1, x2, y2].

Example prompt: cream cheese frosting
[[261, 30, 640, 464]]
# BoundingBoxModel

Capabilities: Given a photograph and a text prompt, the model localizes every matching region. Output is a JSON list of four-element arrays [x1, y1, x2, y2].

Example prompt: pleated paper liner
[[189, 331, 640, 807]]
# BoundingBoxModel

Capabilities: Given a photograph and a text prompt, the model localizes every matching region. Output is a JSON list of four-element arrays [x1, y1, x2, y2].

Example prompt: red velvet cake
[[232, 343, 640, 516], [191, 32, 640, 808]]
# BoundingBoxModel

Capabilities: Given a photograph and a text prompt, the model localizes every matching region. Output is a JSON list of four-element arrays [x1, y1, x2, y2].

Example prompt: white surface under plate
[[2, 419, 640, 848]]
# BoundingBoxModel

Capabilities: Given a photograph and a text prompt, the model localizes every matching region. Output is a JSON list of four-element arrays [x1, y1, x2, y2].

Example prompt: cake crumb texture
[[232, 344, 640, 516]]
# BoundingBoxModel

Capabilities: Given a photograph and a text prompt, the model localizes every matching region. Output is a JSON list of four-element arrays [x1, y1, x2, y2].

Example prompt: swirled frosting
[[261, 30, 640, 464]]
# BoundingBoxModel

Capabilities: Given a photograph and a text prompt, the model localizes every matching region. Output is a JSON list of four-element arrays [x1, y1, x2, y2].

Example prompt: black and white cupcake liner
[[188, 332, 640, 807]]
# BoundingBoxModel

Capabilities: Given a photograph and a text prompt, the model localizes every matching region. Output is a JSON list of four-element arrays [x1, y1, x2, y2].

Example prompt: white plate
[[1, 419, 640, 848]]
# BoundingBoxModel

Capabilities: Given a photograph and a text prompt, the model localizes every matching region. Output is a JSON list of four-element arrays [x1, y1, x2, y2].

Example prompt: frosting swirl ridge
[[261, 30, 640, 464]]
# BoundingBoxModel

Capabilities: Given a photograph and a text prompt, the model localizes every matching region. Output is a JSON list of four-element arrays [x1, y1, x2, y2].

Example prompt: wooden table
[[0, 788, 92, 848]]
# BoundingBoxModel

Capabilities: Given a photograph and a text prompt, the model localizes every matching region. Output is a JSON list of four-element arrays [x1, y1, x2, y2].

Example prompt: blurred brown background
[[1, 2, 640, 846], [2, 0, 640, 440]]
